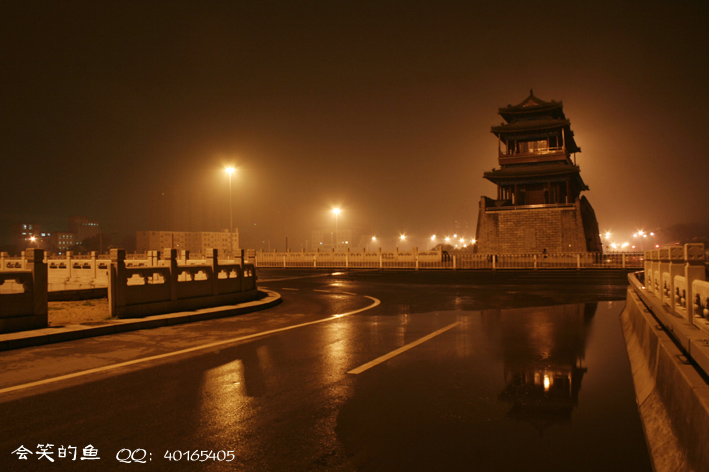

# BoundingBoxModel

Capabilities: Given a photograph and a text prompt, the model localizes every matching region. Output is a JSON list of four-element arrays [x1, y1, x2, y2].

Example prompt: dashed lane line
[[0, 296, 381, 396], [347, 321, 461, 375]]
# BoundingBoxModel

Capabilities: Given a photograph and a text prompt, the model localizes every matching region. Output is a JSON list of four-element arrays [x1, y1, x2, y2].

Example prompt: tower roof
[[498, 89, 565, 122]]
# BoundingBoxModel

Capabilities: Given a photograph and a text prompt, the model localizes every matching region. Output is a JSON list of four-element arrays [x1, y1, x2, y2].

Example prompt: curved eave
[[483, 165, 589, 190], [491, 119, 570, 135], [499, 102, 565, 122]]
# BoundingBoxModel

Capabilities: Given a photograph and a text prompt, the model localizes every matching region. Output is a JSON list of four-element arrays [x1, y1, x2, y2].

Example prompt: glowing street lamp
[[332, 208, 340, 250], [224, 167, 236, 250]]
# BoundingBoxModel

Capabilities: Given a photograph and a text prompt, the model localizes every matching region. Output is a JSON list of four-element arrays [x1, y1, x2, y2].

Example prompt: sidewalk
[[0, 289, 281, 352]]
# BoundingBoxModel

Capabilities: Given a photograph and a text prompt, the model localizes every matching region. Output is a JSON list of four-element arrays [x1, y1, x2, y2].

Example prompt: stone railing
[[109, 248, 257, 318], [254, 248, 645, 270], [0, 250, 247, 292], [0, 249, 48, 333], [2, 251, 109, 291], [629, 243, 709, 372], [624, 243, 709, 471], [642, 244, 708, 329]]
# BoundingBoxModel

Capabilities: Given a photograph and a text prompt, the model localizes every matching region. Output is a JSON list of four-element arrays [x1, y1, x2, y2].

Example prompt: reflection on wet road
[[0, 270, 650, 471]]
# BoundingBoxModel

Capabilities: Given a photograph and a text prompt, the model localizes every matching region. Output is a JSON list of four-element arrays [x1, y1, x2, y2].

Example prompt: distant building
[[475, 91, 602, 254], [136, 230, 239, 255], [68, 216, 100, 243], [49, 232, 75, 254], [311, 227, 353, 252], [11, 223, 49, 252]]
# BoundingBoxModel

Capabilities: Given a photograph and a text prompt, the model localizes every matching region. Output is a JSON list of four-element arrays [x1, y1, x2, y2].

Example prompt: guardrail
[[0, 249, 48, 333], [254, 249, 645, 270], [109, 248, 257, 318], [0, 250, 247, 292], [624, 245, 709, 472], [628, 243, 709, 372]]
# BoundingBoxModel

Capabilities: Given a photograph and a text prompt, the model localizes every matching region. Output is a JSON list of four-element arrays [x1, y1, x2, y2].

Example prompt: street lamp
[[225, 166, 236, 254], [332, 208, 340, 251]]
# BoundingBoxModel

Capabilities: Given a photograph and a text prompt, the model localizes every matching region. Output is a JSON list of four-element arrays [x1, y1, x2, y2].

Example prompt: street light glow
[[224, 166, 235, 175]]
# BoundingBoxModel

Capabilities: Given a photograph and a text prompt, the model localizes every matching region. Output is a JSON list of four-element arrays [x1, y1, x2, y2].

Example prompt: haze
[[1, 1, 707, 250]]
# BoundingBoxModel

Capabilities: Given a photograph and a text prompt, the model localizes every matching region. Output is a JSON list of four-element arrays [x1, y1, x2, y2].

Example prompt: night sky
[[2, 1, 707, 251]]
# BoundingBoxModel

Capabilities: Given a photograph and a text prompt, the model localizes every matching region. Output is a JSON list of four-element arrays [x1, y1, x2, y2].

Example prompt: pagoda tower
[[475, 90, 602, 254]]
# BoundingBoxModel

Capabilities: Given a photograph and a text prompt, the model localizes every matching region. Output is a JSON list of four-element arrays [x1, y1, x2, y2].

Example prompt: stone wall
[[622, 285, 709, 472], [475, 197, 603, 254]]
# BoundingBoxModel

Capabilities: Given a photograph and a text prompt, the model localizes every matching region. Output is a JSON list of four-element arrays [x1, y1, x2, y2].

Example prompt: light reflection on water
[[337, 301, 652, 472], [482, 303, 595, 433]]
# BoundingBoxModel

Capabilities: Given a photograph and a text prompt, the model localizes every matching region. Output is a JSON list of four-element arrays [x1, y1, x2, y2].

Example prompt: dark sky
[[1, 1, 707, 250]]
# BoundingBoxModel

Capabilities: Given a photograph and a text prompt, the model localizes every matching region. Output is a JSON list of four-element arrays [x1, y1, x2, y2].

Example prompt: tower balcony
[[498, 147, 569, 165]]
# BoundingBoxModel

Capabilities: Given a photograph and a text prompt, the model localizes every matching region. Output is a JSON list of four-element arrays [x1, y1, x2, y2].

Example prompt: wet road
[[0, 269, 651, 471]]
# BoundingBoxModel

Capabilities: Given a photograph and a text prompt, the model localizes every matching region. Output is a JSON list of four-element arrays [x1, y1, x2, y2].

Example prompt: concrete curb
[[622, 286, 709, 472], [0, 289, 282, 352]]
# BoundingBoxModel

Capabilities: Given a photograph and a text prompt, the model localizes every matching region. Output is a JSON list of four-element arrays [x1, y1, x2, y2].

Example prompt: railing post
[[685, 243, 706, 324], [576, 254, 581, 270], [109, 248, 126, 318], [164, 248, 179, 301], [91, 251, 97, 280], [66, 250, 74, 280], [179, 250, 189, 265], [492, 255, 496, 270], [668, 246, 685, 314], [26, 248, 48, 328], [207, 248, 220, 295], [643, 250, 652, 288], [534, 254, 538, 270], [650, 250, 661, 297], [659, 248, 671, 306]]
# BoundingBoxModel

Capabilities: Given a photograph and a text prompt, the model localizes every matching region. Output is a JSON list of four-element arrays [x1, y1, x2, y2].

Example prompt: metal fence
[[254, 251, 645, 270]]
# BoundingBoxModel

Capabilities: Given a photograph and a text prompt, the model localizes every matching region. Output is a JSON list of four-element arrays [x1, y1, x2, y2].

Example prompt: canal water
[[336, 300, 652, 471]]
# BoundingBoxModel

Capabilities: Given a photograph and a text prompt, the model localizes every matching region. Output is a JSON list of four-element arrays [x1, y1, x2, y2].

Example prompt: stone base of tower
[[475, 196, 602, 254]]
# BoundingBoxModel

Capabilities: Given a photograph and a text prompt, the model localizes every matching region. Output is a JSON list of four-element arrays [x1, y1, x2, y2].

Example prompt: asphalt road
[[0, 269, 651, 471]]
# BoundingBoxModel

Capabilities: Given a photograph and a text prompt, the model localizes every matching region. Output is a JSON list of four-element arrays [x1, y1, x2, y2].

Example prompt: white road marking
[[347, 321, 461, 375], [0, 296, 381, 395]]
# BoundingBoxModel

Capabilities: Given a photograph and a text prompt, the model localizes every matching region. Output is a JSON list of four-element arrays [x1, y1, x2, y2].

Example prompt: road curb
[[0, 289, 282, 352]]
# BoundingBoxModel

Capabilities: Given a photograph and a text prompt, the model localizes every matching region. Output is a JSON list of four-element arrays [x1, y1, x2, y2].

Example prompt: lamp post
[[332, 208, 340, 251], [225, 167, 236, 254]]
